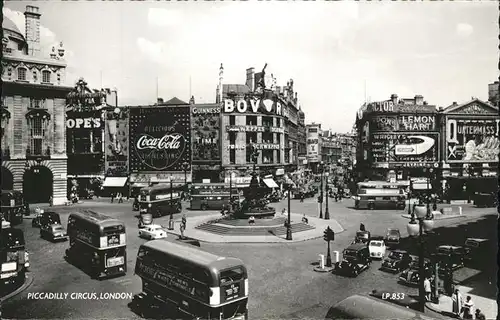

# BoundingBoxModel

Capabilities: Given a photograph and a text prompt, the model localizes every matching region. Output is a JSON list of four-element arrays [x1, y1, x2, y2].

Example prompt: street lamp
[[182, 161, 189, 195], [407, 172, 434, 312], [286, 183, 292, 240], [325, 171, 330, 220], [408, 176, 413, 216], [168, 175, 174, 230], [319, 161, 324, 219], [228, 170, 233, 213]]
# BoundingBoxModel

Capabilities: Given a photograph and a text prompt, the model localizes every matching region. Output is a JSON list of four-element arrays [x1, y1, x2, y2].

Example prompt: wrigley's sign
[[224, 98, 288, 117], [226, 125, 284, 134]]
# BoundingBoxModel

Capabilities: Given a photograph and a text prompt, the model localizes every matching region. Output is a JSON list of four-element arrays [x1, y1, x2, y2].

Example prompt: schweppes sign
[[223, 98, 288, 117]]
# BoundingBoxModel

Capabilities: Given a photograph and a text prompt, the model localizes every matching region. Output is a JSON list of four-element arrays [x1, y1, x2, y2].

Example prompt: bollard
[[333, 251, 339, 263], [458, 206, 462, 215], [319, 254, 325, 269]]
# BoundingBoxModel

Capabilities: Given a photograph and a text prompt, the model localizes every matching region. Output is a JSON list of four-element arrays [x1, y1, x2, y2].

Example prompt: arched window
[[26, 109, 50, 156], [17, 67, 27, 81], [42, 70, 51, 83]]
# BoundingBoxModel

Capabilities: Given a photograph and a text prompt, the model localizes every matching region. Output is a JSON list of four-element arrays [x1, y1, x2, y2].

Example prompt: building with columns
[[1, 6, 73, 205]]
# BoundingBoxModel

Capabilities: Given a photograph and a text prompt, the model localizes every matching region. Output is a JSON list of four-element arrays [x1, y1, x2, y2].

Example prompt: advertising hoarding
[[371, 132, 439, 167], [191, 105, 221, 162], [446, 119, 500, 163], [104, 109, 129, 176], [371, 115, 436, 132], [129, 107, 191, 172]]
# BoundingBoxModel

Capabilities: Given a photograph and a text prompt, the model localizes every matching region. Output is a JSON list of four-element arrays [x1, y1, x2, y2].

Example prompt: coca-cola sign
[[130, 107, 191, 172]]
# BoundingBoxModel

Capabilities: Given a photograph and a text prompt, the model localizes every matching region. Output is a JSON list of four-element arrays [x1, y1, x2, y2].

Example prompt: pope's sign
[[129, 107, 191, 172]]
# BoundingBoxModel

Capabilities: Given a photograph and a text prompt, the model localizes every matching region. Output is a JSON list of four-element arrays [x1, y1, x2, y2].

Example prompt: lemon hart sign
[[129, 106, 191, 172]]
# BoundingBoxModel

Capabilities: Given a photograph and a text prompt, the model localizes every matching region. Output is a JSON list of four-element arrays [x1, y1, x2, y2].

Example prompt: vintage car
[[380, 250, 412, 273], [139, 224, 167, 240], [384, 228, 401, 246], [24, 251, 30, 270], [334, 243, 372, 277], [435, 245, 469, 270], [352, 231, 371, 245], [463, 238, 489, 263], [368, 238, 386, 259], [267, 193, 282, 203], [40, 223, 68, 242], [399, 256, 432, 286], [32, 211, 61, 228]]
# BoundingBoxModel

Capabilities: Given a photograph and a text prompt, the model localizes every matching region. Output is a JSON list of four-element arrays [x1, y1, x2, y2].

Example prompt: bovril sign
[[66, 117, 101, 129], [224, 98, 288, 117]]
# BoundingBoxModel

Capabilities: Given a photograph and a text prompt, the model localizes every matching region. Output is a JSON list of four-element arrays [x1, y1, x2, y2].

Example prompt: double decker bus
[[65, 210, 127, 279], [1, 227, 26, 291], [133, 240, 248, 320], [190, 183, 240, 210], [139, 184, 182, 217], [352, 181, 408, 210], [1, 190, 28, 225]]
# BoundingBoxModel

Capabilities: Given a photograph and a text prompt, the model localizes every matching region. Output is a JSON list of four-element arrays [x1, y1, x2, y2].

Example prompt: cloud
[[147, 8, 183, 27], [456, 23, 474, 37], [136, 37, 168, 65]]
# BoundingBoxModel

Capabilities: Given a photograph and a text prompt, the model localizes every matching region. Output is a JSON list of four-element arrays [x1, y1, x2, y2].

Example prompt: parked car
[[473, 192, 497, 208], [32, 211, 61, 228], [335, 243, 372, 277], [399, 256, 432, 286], [435, 245, 468, 270], [385, 228, 401, 246], [268, 193, 282, 203], [40, 223, 68, 241], [463, 238, 489, 263], [139, 224, 167, 240], [368, 239, 386, 259], [380, 250, 411, 273]]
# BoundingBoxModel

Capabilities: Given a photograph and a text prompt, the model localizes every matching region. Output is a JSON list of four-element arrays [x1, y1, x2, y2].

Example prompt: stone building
[[1, 6, 72, 205]]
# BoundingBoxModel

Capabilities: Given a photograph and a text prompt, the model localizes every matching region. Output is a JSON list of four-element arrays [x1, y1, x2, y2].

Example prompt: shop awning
[[102, 177, 128, 188], [263, 178, 279, 189]]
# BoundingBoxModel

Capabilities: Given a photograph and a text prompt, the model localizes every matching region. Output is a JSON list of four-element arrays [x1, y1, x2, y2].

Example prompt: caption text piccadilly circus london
[[26, 292, 134, 300]]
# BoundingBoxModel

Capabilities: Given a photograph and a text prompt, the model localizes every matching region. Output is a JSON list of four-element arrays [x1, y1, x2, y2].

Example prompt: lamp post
[[182, 161, 189, 194], [168, 175, 174, 230], [325, 171, 330, 220], [407, 173, 434, 312], [319, 161, 324, 219], [228, 170, 233, 213], [286, 183, 292, 240], [408, 176, 413, 216]]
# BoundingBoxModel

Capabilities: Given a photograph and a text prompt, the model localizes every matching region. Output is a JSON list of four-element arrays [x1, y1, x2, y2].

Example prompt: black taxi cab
[[335, 243, 372, 277]]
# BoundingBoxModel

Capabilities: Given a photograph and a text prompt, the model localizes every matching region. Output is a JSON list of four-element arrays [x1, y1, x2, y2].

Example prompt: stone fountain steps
[[195, 222, 314, 236]]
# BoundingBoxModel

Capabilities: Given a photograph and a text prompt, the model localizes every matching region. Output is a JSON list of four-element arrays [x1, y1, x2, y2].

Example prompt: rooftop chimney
[[414, 95, 424, 106], [189, 96, 195, 104], [452, 101, 457, 106], [24, 5, 41, 57], [246, 68, 255, 92], [157, 98, 164, 104], [390, 94, 398, 104]]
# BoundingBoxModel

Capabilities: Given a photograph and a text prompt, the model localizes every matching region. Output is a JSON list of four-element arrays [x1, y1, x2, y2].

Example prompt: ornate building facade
[[1, 6, 73, 205]]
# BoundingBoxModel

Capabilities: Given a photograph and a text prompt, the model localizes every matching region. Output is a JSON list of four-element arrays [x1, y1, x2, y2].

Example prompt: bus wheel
[[368, 203, 375, 210], [201, 204, 208, 211]]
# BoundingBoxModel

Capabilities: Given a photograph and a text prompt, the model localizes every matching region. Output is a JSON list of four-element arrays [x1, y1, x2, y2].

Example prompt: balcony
[[1, 147, 10, 160], [26, 146, 51, 160]]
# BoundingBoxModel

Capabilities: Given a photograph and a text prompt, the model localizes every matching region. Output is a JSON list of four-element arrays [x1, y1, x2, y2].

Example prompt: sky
[[3, 1, 498, 133]]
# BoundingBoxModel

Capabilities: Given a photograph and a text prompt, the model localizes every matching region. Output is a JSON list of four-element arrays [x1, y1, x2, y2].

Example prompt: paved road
[[2, 198, 495, 319]]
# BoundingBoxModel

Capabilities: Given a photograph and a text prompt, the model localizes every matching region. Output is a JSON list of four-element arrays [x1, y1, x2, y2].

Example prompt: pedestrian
[[475, 309, 486, 320], [424, 277, 432, 301], [111, 192, 115, 203], [282, 208, 286, 216], [300, 193, 304, 202], [118, 192, 123, 203], [452, 288, 463, 318], [462, 296, 474, 319], [359, 223, 366, 232]]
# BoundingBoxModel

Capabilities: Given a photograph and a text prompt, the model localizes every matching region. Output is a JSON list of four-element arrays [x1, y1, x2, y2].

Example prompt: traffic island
[[165, 213, 344, 243], [0, 272, 34, 303], [313, 266, 334, 273]]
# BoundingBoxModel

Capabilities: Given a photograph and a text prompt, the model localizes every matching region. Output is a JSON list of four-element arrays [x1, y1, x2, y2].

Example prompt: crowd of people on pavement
[[451, 288, 486, 320]]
